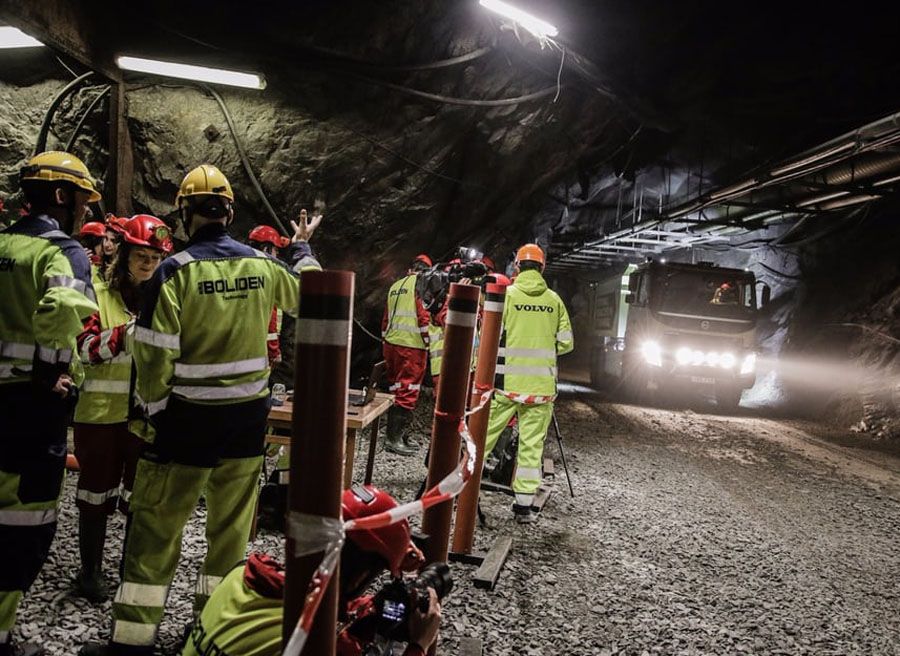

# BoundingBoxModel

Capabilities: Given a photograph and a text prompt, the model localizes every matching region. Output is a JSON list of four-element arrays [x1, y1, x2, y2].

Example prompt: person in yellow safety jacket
[[427, 322, 443, 391], [79, 165, 323, 656], [483, 243, 573, 525], [71, 215, 174, 604], [247, 220, 323, 529], [381, 254, 432, 456], [181, 486, 440, 656], [0, 151, 101, 656]]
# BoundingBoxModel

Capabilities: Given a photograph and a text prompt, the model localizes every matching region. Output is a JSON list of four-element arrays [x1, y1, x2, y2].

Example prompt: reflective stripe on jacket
[[74, 281, 132, 424], [382, 274, 429, 350], [494, 269, 573, 398], [0, 215, 97, 386], [133, 224, 315, 420]]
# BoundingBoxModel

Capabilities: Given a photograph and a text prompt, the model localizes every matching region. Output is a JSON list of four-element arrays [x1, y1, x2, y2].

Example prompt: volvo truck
[[589, 260, 769, 409]]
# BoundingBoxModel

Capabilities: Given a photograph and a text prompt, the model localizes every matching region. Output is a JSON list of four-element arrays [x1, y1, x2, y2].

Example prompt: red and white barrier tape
[[283, 386, 495, 656]]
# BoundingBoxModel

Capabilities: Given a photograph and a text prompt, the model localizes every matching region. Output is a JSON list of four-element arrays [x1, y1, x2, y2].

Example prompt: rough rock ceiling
[[3, 1, 900, 275]]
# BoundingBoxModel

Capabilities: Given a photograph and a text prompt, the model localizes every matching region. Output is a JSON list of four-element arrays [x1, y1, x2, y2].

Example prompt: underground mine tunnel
[[1, 2, 899, 655]]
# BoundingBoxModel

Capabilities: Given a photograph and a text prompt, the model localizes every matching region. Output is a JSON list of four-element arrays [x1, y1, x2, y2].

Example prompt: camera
[[374, 562, 453, 642], [417, 246, 489, 313]]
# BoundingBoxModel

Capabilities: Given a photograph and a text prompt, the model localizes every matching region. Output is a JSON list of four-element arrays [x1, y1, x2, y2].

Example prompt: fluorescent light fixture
[[479, 0, 558, 39], [116, 56, 266, 90], [0, 26, 44, 49]]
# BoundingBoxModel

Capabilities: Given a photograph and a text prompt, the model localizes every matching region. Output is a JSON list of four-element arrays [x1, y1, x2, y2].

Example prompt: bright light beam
[[0, 26, 44, 49], [116, 56, 266, 90], [479, 0, 558, 39]]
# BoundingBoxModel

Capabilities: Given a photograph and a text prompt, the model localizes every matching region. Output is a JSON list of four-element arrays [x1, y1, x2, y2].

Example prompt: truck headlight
[[676, 347, 693, 365], [705, 352, 721, 367], [640, 340, 662, 367], [720, 352, 736, 369], [740, 353, 756, 375]]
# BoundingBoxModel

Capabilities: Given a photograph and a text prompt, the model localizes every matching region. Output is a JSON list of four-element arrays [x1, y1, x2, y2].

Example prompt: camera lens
[[418, 562, 453, 601]]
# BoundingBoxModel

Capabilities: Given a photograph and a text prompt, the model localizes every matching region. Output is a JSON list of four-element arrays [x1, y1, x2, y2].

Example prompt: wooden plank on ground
[[532, 484, 553, 513], [459, 637, 484, 656], [479, 481, 514, 496], [473, 535, 512, 590], [543, 457, 555, 478]]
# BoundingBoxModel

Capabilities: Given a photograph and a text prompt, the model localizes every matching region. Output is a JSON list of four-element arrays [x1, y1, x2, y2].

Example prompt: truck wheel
[[715, 385, 742, 411]]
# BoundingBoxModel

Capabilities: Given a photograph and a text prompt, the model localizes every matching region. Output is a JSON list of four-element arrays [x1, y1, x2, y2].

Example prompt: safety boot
[[512, 503, 536, 524], [73, 513, 109, 603], [385, 406, 417, 456]]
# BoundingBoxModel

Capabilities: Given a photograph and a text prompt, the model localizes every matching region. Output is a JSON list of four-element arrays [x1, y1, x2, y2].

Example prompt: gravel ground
[[16, 388, 900, 655]]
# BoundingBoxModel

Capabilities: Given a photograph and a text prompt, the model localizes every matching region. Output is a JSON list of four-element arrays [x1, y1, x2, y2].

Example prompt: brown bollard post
[[421, 283, 481, 566], [451, 282, 506, 554], [283, 270, 354, 656]]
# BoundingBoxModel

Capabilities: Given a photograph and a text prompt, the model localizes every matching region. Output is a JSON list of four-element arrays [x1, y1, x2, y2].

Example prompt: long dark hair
[[107, 242, 145, 313]]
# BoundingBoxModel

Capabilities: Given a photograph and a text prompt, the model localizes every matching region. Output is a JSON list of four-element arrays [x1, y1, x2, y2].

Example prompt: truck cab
[[590, 260, 769, 409]]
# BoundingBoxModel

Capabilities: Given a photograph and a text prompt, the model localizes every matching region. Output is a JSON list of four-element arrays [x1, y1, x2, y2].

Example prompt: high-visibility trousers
[[0, 383, 70, 644], [383, 342, 427, 411], [73, 422, 145, 514], [110, 397, 268, 652], [484, 394, 553, 508]]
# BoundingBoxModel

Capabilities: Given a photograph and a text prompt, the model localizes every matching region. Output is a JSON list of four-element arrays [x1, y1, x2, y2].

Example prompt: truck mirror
[[627, 276, 638, 293], [625, 291, 635, 304], [761, 284, 771, 307]]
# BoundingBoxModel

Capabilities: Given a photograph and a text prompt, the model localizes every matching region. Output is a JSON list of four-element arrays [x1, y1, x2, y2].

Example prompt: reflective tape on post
[[452, 282, 506, 554], [422, 282, 481, 566], [284, 270, 354, 656]]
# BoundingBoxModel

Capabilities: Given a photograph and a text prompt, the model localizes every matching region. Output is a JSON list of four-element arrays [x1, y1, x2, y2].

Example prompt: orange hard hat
[[414, 253, 433, 267], [515, 243, 545, 267]]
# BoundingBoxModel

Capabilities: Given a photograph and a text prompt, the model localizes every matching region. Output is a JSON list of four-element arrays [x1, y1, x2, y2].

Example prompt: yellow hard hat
[[20, 151, 102, 203], [175, 164, 234, 207]]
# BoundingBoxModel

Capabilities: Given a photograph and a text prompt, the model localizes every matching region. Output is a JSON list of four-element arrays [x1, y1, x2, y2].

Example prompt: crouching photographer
[[182, 485, 447, 656]]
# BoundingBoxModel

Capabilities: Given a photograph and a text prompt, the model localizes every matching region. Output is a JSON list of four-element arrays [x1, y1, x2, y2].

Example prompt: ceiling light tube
[[479, 0, 558, 39], [0, 26, 43, 49], [116, 56, 266, 89]]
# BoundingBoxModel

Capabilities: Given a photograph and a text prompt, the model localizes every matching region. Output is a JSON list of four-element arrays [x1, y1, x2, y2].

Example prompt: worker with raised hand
[[482, 244, 573, 524], [382, 254, 433, 455], [0, 151, 101, 656], [80, 164, 322, 656], [71, 215, 173, 604], [182, 485, 441, 656], [247, 221, 322, 526]]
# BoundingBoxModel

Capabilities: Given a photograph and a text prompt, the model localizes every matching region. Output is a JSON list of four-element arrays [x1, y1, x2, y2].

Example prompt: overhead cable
[[203, 85, 289, 235], [34, 72, 94, 155]]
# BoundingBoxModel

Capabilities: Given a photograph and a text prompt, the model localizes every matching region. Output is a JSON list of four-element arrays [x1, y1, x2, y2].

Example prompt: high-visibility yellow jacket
[[382, 273, 430, 350], [0, 215, 97, 387], [74, 281, 132, 424], [131, 224, 316, 437], [494, 269, 573, 398], [428, 323, 444, 377]]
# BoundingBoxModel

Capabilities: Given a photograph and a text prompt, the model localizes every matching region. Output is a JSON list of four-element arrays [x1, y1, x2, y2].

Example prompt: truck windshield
[[656, 270, 755, 319]]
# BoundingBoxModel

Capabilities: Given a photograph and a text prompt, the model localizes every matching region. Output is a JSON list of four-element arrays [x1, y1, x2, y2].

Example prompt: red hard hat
[[79, 222, 106, 238], [481, 256, 496, 272], [105, 215, 128, 234], [342, 485, 421, 577], [121, 215, 174, 254], [414, 254, 433, 267], [249, 224, 289, 249], [489, 273, 511, 286]]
